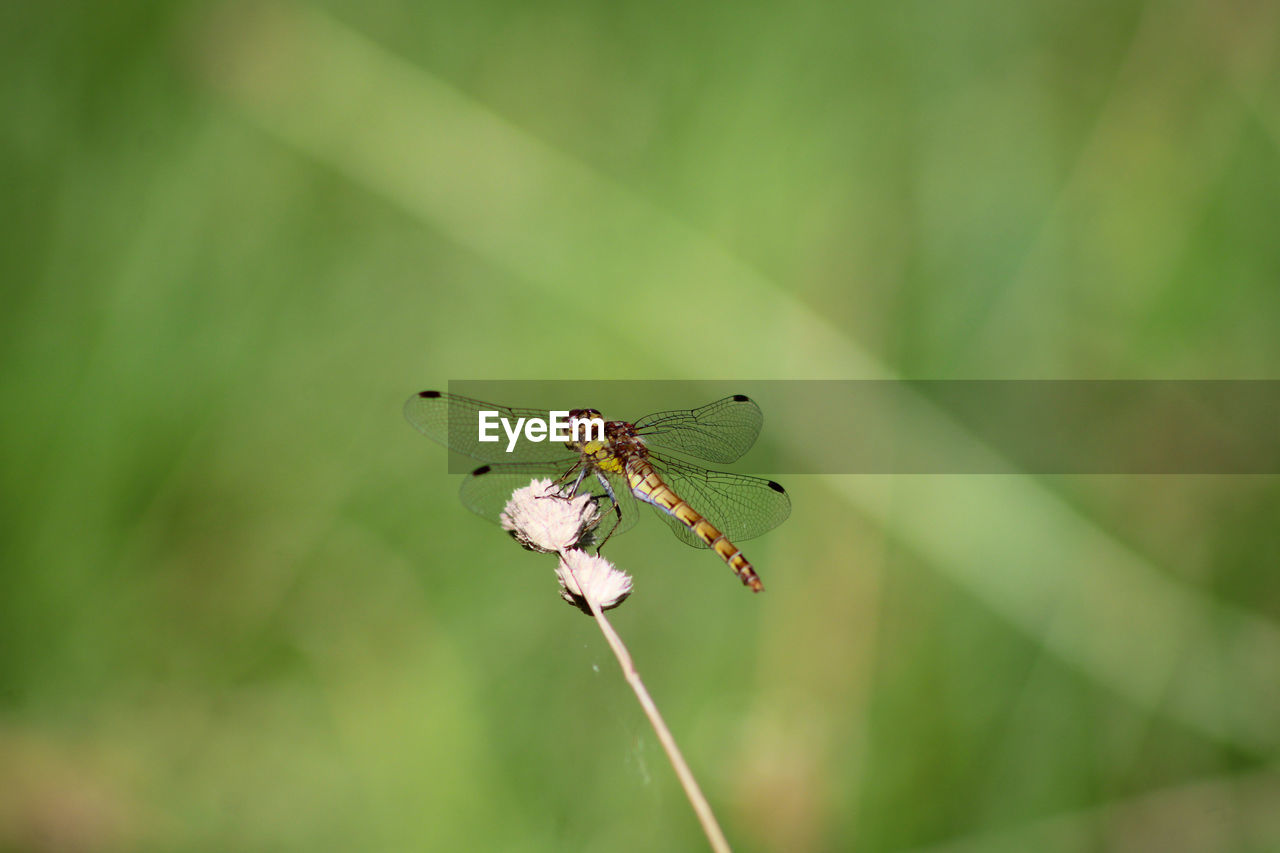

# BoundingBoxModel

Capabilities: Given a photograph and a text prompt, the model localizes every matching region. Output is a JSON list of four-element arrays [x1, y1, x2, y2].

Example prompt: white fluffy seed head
[[557, 549, 633, 612], [500, 479, 601, 553]]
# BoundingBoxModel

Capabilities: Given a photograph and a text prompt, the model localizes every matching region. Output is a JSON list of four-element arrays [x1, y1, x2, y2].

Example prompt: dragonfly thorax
[[565, 410, 649, 473]]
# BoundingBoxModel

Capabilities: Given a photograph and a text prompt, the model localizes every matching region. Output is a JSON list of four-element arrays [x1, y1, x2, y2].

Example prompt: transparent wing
[[456, 462, 569, 523], [404, 391, 577, 464], [458, 462, 639, 539], [632, 395, 763, 464], [646, 453, 791, 547]]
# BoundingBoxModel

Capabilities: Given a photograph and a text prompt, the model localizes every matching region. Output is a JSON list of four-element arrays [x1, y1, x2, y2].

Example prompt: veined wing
[[404, 391, 577, 464], [645, 452, 791, 547], [459, 462, 640, 540], [633, 395, 763, 464]]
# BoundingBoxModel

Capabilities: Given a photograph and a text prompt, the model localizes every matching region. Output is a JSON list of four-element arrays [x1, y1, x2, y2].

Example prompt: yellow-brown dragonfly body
[[405, 391, 790, 592], [568, 408, 773, 591]]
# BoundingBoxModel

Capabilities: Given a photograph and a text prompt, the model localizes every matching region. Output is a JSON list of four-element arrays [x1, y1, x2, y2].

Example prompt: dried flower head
[[557, 549, 633, 613], [500, 479, 601, 553]]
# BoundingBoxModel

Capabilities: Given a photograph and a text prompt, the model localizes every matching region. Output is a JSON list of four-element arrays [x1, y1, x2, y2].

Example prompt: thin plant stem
[[560, 557, 733, 853]]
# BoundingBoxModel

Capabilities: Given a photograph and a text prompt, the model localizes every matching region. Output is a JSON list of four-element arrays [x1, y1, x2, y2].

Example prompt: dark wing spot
[[473, 465, 492, 475], [418, 390, 442, 398], [732, 394, 750, 402], [767, 480, 786, 493]]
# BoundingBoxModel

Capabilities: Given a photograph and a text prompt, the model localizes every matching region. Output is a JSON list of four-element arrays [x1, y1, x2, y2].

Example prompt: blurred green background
[[2, 1, 1279, 851]]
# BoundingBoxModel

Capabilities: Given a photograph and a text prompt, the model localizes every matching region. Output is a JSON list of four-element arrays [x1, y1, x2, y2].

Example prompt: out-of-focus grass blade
[[901, 766, 1280, 853], [192, 0, 880, 378]]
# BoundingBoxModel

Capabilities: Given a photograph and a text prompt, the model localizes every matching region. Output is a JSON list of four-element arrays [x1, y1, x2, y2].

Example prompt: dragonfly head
[[566, 408, 607, 452]]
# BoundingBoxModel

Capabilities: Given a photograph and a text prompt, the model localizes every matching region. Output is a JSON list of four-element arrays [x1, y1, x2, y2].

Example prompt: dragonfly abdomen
[[626, 460, 765, 592]]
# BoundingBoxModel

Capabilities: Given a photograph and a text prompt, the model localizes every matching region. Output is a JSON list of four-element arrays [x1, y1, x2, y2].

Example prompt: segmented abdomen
[[626, 460, 764, 592]]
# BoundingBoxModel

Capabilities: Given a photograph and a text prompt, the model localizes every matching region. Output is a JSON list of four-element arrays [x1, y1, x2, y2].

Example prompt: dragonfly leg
[[564, 466, 588, 494], [534, 464, 585, 504], [590, 470, 624, 551]]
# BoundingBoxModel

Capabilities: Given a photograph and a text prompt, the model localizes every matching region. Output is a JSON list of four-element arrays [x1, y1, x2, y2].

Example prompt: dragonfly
[[404, 391, 791, 592]]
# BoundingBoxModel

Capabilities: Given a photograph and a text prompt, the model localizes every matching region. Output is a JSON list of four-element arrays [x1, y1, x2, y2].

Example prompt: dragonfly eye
[[565, 410, 607, 449]]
